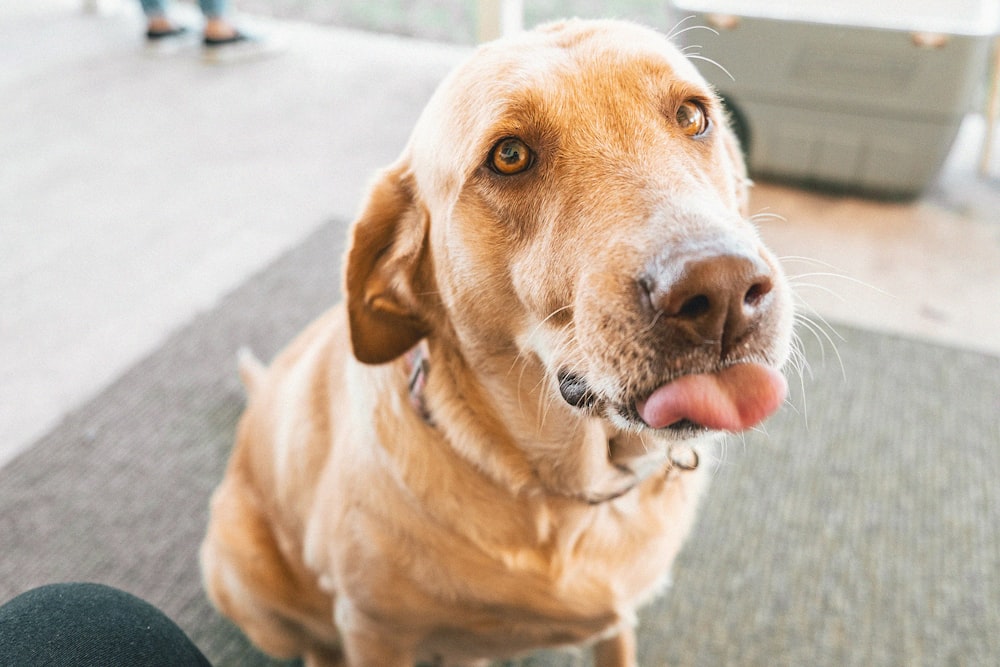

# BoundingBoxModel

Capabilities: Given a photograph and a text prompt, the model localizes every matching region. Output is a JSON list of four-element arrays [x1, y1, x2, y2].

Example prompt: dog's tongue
[[636, 364, 787, 432]]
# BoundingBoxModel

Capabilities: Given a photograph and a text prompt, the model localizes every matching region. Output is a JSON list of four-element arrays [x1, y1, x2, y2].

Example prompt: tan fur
[[201, 19, 794, 667]]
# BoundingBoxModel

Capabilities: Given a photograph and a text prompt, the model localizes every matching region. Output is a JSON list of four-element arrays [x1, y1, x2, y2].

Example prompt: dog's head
[[345, 20, 793, 450]]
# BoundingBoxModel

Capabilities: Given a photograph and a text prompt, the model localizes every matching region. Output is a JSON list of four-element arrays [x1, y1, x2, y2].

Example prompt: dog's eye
[[675, 101, 709, 138], [489, 137, 533, 175]]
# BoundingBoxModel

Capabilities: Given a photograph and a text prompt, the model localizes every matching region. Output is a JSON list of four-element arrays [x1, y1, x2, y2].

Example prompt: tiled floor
[[2, 0, 999, 469]]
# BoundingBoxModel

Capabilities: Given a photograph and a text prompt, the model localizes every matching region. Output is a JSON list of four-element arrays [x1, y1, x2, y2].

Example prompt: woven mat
[[2, 218, 998, 666]]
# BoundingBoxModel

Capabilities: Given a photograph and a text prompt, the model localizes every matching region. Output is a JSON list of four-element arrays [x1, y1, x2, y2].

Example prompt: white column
[[477, 0, 524, 43]]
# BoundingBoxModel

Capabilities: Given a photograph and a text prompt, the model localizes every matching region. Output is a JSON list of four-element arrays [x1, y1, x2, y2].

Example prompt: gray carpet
[[2, 218, 998, 666]]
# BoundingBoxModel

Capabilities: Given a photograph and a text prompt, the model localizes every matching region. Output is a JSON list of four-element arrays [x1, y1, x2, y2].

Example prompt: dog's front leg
[[303, 645, 347, 667], [336, 600, 415, 667], [593, 625, 637, 667], [339, 626, 414, 667]]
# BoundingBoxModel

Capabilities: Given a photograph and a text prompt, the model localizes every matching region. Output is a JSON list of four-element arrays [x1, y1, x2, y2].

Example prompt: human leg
[[198, 0, 239, 41], [138, 0, 169, 18], [0, 583, 211, 667], [137, 0, 189, 42]]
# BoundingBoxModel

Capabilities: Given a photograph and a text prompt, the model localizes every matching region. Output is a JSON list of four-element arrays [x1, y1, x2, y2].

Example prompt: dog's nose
[[643, 252, 775, 358]]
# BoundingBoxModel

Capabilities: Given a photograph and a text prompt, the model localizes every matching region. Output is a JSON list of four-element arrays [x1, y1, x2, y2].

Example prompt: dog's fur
[[201, 19, 794, 667]]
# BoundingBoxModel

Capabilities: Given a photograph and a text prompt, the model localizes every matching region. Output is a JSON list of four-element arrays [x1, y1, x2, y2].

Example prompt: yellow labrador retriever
[[201, 18, 794, 667]]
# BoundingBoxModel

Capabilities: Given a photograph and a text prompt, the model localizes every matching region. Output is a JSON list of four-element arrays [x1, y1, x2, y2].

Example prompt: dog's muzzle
[[558, 243, 788, 434]]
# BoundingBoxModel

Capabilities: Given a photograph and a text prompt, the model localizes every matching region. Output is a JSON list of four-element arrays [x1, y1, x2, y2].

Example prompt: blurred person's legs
[[139, 0, 185, 38], [199, 0, 240, 41], [137, 0, 282, 61], [139, 0, 235, 39], [0, 582, 211, 667]]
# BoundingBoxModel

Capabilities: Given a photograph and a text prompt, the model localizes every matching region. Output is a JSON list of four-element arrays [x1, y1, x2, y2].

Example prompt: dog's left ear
[[344, 162, 431, 365]]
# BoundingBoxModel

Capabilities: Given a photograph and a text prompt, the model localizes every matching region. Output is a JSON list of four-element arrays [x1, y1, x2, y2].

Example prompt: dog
[[201, 18, 794, 667]]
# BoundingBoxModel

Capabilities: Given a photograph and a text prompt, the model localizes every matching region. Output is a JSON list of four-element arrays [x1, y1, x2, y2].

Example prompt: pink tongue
[[636, 364, 787, 432]]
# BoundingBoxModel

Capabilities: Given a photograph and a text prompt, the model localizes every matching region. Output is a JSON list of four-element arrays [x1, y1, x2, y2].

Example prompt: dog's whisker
[[786, 329, 814, 427], [641, 308, 665, 334], [537, 304, 574, 330], [780, 393, 805, 418], [793, 311, 833, 360], [704, 438, 728, 477], [506, 345, 532, 380], [665, 13, 695, 40], [779, 255, 892, 302], [750, 210, 788, 224], [508, 304, 574, 380], [532, 332, 579, 428], [736, 429, 751, 456], [536, 358, 564, 424], [786, 331, 812, 381], [508, 347, 543, 424], [778, 254, 842, 267], [537, 387, 552, 431], [515, 356, 533, 422], [787, 280, 850, 304], [792, 295, 847, 344], [794, 311, 847, 382], [788, 271, 893, 298], [665, 15, 715, 41], [684, 53, 735, 82], [787, 299, 827, 423]]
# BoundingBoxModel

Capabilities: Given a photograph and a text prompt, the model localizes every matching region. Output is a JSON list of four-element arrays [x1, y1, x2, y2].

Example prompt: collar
[[405, 340, 433, 424], [583, 447, 700, 505]]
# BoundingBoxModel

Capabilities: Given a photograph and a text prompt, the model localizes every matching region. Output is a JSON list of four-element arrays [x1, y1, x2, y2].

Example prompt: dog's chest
[[410, 505, 671, 640], [408, 535, 672, 662], [323, 429, 707, 658]]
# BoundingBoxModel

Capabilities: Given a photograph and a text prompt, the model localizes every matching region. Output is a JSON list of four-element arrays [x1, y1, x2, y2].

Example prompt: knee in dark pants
[[0, 582, 211, 667]]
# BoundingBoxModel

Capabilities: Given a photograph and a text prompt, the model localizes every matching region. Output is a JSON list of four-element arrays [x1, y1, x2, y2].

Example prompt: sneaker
[[202, 31, 284, 64], [145, 26, 195, 56]]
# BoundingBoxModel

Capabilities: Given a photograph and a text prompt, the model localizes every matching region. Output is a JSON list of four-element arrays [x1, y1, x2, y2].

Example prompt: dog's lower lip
[[625, 403, 703, 432], [665, 418, 706, 432], [617, 403, 702, 432]]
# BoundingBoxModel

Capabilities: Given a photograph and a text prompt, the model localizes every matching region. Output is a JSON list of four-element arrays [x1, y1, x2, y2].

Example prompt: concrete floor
[[3, 0, 999, 469]]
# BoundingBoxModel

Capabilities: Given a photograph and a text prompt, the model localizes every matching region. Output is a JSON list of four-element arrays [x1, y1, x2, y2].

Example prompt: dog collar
[[406, 341, 433, 424], [583, 446, 700, 505]]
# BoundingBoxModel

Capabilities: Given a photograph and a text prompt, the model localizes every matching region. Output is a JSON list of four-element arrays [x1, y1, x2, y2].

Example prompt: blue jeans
[[140, 0, 227, 19]]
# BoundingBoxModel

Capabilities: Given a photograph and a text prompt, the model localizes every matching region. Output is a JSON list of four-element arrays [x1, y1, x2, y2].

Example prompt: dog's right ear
[[344, 163, 431, 365]]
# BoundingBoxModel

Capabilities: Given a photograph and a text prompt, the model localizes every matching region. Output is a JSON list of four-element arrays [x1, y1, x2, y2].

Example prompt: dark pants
[[0, 582, 211, 667]]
